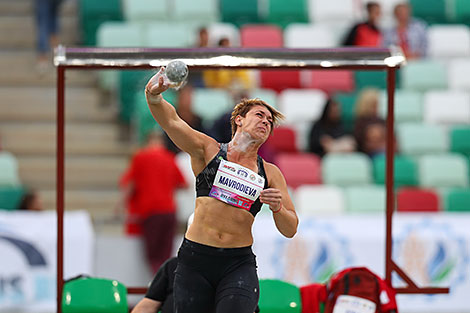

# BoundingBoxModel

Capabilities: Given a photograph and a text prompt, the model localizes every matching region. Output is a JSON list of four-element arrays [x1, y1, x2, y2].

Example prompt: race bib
[[209, 159, 265, 210], [332, 295, 376, 313]]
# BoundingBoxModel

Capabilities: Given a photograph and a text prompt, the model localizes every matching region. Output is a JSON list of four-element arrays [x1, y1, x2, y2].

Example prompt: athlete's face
[[238, 105, 273, 141]]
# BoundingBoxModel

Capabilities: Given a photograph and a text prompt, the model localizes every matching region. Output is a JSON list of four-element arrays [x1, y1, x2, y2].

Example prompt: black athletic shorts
[[174, 238, 259, 313]]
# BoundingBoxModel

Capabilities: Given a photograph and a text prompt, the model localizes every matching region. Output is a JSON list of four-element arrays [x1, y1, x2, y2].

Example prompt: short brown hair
[[230, 98, 284, 138]]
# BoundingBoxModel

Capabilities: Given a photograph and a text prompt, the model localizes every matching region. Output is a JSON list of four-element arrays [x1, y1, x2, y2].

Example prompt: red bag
[[324, 267, 398, 313]]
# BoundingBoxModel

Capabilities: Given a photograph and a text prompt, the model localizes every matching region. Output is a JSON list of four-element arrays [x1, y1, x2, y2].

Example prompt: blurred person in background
[[18, 189, 44, 211], [34, 0, 64, 72], [343, 1, 383, 47], [120, 130, 187, 273], [384, 2, 428, 59], [353, 88, 387, 157], [307, 98, 356, 157], [188, 27, 210, 87]]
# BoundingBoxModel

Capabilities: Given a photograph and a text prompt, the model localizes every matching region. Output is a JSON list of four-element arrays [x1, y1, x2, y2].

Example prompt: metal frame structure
[[54, 46, 448, 313]]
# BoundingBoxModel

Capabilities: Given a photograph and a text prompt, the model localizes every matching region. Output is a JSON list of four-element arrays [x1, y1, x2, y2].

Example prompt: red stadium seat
[[275, 153, 322, 188], [266, 126, 298, 155], [397, 188, 440, 212], [241, 24, 300, 92], [304, 70, 355, 94]]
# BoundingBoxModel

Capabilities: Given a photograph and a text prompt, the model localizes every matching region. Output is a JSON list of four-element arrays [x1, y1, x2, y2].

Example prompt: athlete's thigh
[[215, 261, 259, 313], [173, 262, 215, 313]]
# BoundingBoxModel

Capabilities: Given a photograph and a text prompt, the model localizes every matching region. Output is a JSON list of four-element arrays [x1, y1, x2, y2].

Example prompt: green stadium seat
[[173, 0, 218, 23], [450, 127, 470, 157], [355, 71, 387, 90], [378, 90, 423, 123], [397, 123, 447, 156], [250, 89, 278, 109], [0, 186, 24, 211], [145, 22, 195, 47], [419, 154, 469, 188], [445, 188, 470, 212], [373, 155, 418, 187], [266, 0, 308, 28], [192, 88, 233, 129], [259, 279, 302, 313], [336, 92, 357, 133], [62, 276, 127, 313], [79, 0, 123, 46], [345, 185, 386, 212], [455, 0, 470, 25], [0, 152, 20, 186], [119, 70, 154, 124], [220, 0, 261, 26], [122, 0, 169, 22], [96, 22, 146, 91], [322, 153, 372, 186], [409, 0, 448, 24], [401, 60, 447, 91]]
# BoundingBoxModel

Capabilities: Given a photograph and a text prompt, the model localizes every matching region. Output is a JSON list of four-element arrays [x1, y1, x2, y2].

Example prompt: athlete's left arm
[[260, 163, 298, 238]]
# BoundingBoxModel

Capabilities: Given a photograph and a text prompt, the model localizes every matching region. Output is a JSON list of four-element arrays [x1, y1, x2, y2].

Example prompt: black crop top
[[196, 143, 268, 217]]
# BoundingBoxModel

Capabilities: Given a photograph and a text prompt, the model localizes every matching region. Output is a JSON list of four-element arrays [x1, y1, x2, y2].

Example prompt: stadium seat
[[122, 0, 168, 22], [345, 185, 386, 212], [220, 0, 261, 26], [274, 153, 322, 188], [240, 25, 300, 92], [78, 0, 123, 46], [96, 22, 145, 91], [303, 70, 354, 94], [336, 92, 357, 132], [445, 188, 470, 212], [259, 279, 302, 313], [192, 88, 233, 128], [279, 89, 328, 149], [450, 127, 470, 157], [397, 188, 440, 212], [250, 89, 278, 109], [266, 126, 298, 154], [208, 23, 241, 46], [173, 0, 218, 24], [355, 71, 387, 90], [145, 22, 195, 47], [322, 153, 372, 186], [62, 276, 127, 313], [419, 154, 469, 188], [118, 70, 153, 124], [401, 60, 448, 91], [373, 155, 418, 187], [284, 24, 337, 48], [396, 123, 447, 155], [448, 59, 470, 90], [428, 25, 470, 58], [294, 185, 345, 215], [454, 0, 470, 25], [423, 91, 470, 125], [0, 152, 20, 186], [378, 90, 423, 123], [267, 0, 308, 28], [0, 186, 24, 211], [308, 0, 356, 26], [409, 0, 448, 24]]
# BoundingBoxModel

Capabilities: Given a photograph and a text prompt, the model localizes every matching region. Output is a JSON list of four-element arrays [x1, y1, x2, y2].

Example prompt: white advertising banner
[[0, 210, 94, 312], [252, 213, 470, 313]]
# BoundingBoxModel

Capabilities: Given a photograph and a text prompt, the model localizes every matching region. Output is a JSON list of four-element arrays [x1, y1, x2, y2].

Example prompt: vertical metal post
[[57, 66, 65, 313]]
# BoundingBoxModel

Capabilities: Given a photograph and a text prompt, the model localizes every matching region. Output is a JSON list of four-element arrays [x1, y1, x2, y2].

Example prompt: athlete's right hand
[[145, 67, 169, 97]]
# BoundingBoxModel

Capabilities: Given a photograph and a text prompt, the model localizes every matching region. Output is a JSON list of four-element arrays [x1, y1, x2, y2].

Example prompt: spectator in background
[[307, 98, 356, 157], [164, 85, 206, 154], [343, 1, 383, 47], [188, 27, 210, 87], [203, 37, 254, 92], [353, 88, 387, 157], [34, 0, 64, 72], [384, 2, 428, 59], [18, 189, 44, 211], [120, 130, 186, 273]]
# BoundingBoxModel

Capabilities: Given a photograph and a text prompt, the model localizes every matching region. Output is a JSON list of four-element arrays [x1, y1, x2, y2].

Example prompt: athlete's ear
[[236, 116, 243, 127]]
